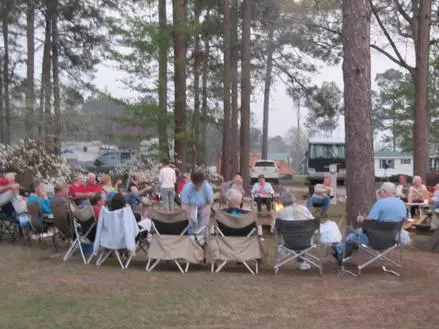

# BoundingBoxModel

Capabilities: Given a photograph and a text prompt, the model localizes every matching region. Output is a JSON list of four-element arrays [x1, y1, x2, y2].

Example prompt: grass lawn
[[1, 225, 439, 329]]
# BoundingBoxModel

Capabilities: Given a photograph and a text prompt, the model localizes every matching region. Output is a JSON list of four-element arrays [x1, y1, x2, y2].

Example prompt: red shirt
[[93, 204, 103, 219], [85, 183, 104, 194], [0, 178, 9, 186], [69, 183, 86, 197]]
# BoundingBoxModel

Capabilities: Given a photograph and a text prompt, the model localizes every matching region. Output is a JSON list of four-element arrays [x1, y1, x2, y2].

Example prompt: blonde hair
[[101, 175, 112, 186]]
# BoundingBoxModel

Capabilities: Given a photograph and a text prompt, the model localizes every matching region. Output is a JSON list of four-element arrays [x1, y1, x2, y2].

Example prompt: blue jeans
[[307, 196, 330, 216], [125, 192, 142, 209], [332, 229, 369, 261]]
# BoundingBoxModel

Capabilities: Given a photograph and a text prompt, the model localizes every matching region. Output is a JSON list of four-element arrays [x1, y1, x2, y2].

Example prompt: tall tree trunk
[[221, 0, 232, 180], [201, 14, 210, 165], [172, 0, 188, 170], [240, 0, 251, 193], [261, 22, 274, 159], [230, 0, 239, 176], [0, 56, 3, 143], [41, 11, 52, 145], [192, 4, 201, 169], [2, 0, 11, 145], [158, 0, 170, 159], [342, 0, 375, 222], [51, 0, 60, 153], [413, 0, 432, 180], [25, 0, 35, 138]]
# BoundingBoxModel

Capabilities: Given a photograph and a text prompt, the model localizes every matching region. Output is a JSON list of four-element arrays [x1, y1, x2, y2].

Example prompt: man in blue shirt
[[332, 182, 406, 262], [181, 171, 214, 233]]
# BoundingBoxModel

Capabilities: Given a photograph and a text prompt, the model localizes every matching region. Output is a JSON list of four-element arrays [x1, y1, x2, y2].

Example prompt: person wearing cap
[[271, 191, 315, 271], [251, 174, 275, 213], [331, 182, 406, 262]]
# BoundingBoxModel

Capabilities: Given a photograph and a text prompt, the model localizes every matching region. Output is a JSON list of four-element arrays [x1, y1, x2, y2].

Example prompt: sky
[[94, 32, 415, 140]]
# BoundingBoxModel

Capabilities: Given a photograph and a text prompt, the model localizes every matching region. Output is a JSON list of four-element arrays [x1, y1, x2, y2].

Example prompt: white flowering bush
[[110, 148, 160, 184], [0, 139, 71, 184]]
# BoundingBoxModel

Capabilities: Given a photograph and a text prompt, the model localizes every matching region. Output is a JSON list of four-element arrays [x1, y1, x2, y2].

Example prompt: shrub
[[0, 139, 71, 184]]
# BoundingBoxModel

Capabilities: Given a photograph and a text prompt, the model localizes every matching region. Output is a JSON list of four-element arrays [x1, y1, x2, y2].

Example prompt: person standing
[[159, 159, 176, 211], [181, 171, 214, 233]]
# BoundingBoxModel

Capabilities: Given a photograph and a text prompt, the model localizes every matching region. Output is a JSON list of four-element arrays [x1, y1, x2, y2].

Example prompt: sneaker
[[299, 262, 311, 271]]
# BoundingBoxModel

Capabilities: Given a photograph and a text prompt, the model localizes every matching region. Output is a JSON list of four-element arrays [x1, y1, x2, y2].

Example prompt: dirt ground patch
[[1, 236, 439, 329]]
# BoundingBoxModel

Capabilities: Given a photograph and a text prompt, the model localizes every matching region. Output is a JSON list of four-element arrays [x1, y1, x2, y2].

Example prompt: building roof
[[374, 151, 412, 158], [309, 137, 345, 144]]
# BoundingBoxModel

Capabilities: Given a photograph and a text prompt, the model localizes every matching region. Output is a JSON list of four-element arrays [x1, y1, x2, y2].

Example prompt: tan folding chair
[[206, 210, 265, 275], [146, 208, 204, 273]]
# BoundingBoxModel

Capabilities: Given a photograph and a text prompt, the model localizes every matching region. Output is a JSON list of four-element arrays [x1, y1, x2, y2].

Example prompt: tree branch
[[369, 0, 413, 72], [393, 0, 413, 26], [370, 44, 414, 75]]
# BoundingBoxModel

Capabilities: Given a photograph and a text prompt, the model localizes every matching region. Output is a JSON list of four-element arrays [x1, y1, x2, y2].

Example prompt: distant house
[[374, 151, 413, 178]]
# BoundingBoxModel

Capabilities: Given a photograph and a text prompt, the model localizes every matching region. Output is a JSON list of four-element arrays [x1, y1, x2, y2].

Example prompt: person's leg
[[306, 196, 315, 210], [168, 189, 175, 211], [321, 197, 330, 216], [160, 188, 169, 210], [255, 197, 262, 212], [80, 218, 96, 242], [266, 198, 272, 211]]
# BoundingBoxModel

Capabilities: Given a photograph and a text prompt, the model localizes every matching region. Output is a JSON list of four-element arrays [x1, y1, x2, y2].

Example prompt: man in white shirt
[[159, 159, 176, 211]]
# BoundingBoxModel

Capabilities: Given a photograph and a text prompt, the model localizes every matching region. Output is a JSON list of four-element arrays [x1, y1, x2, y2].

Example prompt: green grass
[[1, 230, 439, 329]]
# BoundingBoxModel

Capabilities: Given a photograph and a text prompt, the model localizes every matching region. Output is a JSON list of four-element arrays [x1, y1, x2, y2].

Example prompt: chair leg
[[146, 259, 151, 272]]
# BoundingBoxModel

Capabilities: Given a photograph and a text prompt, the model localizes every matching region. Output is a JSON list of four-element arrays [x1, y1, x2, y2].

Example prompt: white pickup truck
[[250, 160, 280, 185]]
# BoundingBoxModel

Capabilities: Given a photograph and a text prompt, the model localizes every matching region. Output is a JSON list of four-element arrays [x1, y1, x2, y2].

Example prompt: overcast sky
[[94, 36, 414, 140]]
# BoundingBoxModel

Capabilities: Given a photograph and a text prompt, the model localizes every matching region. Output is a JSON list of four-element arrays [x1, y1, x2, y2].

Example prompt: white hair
[[379, 182, 396, 195], [88, 173, 96, 179], [226, 189, 243, 205]]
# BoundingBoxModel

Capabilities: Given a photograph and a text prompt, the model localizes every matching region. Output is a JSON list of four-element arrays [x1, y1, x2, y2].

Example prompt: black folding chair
[[274, 219, 323, 275], [341, 219, 404, 277]]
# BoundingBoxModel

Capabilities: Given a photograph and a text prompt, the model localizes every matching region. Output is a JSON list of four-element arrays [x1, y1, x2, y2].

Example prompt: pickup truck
[[84, 150, 133, 173]]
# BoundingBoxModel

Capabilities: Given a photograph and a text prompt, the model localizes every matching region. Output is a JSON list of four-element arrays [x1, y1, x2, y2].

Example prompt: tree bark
[[25, 0, 35, 138], [261, 22, 274, 159], [192, 4, 201, 169], [172, 0, 188, 170], [51, 0, 61, 153], [41, 9, 52, 144], [413, 0, 432, 180], [0, 56, 3, 143], [230, 0, 239, 176], [2, 0, 11, 144], [240, 0, 252, 193], [342, 0, 375, 222], [221, 0, 232, 180], [201, 14, 210, 165], [158, 0, 170, 160]]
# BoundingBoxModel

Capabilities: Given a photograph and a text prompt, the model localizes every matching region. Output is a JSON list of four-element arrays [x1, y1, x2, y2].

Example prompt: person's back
[[277, 205, 314, 222], [368, 196, 406, 222], [159, 166, 176, 189]]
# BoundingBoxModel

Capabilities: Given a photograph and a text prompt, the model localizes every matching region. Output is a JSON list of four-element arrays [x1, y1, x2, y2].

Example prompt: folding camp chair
[[206, 210, 265, 275], [273, 219, 323, 275], [146, 208, 204, 273], [341, 219, 404, 277], [92, 207, 139, 269], [52, 203, 96, 264], [27, 202, 46, 243]]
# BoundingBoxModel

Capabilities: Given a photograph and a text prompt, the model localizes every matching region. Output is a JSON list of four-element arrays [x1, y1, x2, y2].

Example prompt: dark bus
[[306, 137, 346, 193]]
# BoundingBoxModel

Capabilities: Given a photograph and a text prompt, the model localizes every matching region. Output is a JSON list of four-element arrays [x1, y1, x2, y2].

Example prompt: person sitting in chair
[[396, 175, 410, 202], [251, 175, 275, 213], [331, 182, 407, 263], [223, 189, 248, 216], [271, 191, 315, 271], [306, 177, 333, 217]]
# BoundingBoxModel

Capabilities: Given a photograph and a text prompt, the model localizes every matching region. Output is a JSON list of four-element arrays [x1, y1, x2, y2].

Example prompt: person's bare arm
[[408, 187, 414, 203]]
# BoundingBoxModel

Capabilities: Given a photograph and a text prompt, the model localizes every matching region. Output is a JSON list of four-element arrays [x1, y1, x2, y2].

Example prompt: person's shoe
[[299, 262, 311, 271]]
